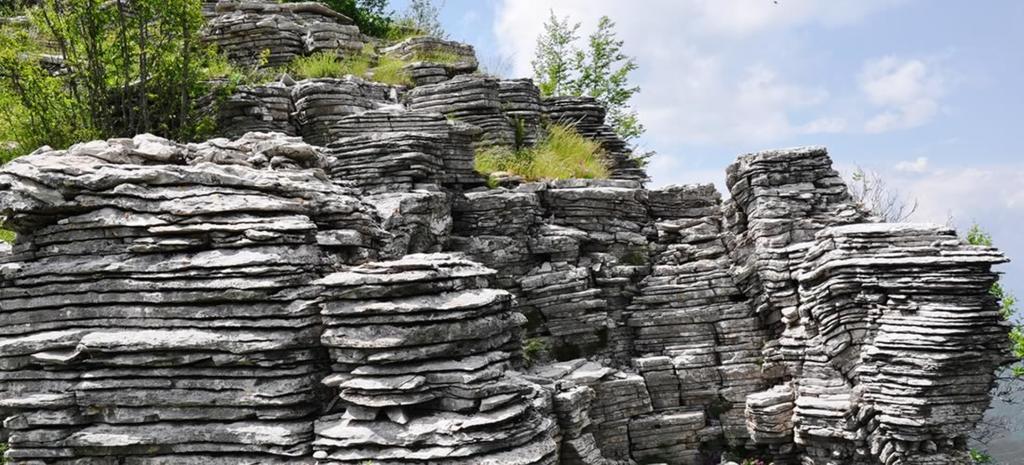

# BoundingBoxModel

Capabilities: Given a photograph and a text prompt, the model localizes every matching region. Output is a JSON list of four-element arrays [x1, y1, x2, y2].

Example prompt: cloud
[[492, 0, 906, 148], [894, 156, 929, 173], [859, 56, 946, 133]]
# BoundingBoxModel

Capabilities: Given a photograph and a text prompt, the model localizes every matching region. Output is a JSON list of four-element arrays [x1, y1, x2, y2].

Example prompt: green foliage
[[398, 0, 446, 40], [290, 0, 395, 39], [0, 230, 15, 244], [532, 13, 645, 142], [531, 11, 579, 97], [292, 51, 358, 79], [970, 448, 995, 464], [966, 224, 1023, 378], [0, 0, 219, 160], [289, 47, 412, 86], [475, 124, 610, 182], [371, 55, 413, 86], [522, 338, 547, 367]]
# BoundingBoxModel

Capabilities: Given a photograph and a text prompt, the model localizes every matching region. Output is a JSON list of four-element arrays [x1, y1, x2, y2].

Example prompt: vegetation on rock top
[[475, 124, 610, 183]]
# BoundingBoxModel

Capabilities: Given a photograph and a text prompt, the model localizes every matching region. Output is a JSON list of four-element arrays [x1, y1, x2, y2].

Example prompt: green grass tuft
[[0, 229, 14, 244], [475, 124, 609, 183], [370, 55, 413, 86]]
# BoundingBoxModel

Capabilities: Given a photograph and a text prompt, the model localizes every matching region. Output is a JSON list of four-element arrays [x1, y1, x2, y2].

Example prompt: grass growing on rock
[[290, 47, 413, 86], [475, 124, 610, 182], [0, 229, 15, 244]]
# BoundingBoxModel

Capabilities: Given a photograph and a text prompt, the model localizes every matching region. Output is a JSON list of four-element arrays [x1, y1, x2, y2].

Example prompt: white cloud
[[859, 56, 946, 133], [894, 156, 929, 173], [492, 0, 907, 148]]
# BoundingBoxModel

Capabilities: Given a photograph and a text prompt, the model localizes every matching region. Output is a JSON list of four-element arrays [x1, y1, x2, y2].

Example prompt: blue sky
[[395, 0, 1024, 297]]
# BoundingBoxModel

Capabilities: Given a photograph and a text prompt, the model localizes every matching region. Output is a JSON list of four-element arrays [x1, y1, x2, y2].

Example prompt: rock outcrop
[[0, 2, 1012, 465]]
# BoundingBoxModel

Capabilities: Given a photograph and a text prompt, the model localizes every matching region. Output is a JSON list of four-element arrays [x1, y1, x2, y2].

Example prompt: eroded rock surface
[[0, 2, 1012, 465]]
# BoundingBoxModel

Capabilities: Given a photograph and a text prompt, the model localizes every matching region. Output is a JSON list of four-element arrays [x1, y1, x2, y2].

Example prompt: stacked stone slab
[[328, 110, 483, 186], [292, 78, 402, 146], [217, 83, 296, 138], [498, 79, 544, 147], [450, 189, 542, 287], [724, 146, 867, 333], [782, 223, 1009, 465], [324, 132, 447, 194], [382, 37, 479, 86], [206, 2, 362, 68], [542, 96, 646, 181], [312, 253, 558, 465], [626, 184, 770, 447], [0, 134, 382, 464], [407, 75, 516, 147]]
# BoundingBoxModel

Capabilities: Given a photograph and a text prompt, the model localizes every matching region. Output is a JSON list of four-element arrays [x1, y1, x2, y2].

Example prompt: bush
[[0, 230, 15, 244], [0, 0, 218, 160], [522, 338, 548, 367], [475, 124, 610, 182]]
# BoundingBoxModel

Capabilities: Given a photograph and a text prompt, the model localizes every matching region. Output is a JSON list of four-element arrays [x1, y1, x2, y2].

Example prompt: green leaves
[[966, 224, 1023, 379], [530, 12, 645, 144]]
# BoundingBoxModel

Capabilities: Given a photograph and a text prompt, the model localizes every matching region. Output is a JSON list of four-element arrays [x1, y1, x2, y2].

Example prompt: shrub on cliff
[[532, 12, 645, 144], [0, 0, 219, 160], [475, 124, 610, 182]]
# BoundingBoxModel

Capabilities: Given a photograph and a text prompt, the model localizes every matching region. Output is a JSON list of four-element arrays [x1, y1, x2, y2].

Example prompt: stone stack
[[628, 410, 708, 465], [541, 179, 650, 251], [724, 146, 867, 331], [382, 37, 478, 86], [407, 75, 516, 147], [205, 2, 362, 68], [628, 184, 768, 442], [450, 189, 542, 286], [541, 96, 646, 181], [498, 79, 544, 147], [324, 132, 447, 193], [328, 110, 483, 186], [0, 134, 382, 464], [292, 78, 401, 146], [216, 84, 297, 138], [312, 253, 558, 465], [786, 223, 1010, 465]]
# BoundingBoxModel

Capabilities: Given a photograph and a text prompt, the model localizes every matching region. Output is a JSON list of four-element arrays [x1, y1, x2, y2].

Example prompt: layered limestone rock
[[0, 2, 1013, 463], [206, 1, 363, 68], [0, 133, 381, 464], [407, 75, 517, 147], [312, 254, 558, 465], [780, 224, 1009, 465], [542, 96, 647, 181], [382, 37, 479, 86]]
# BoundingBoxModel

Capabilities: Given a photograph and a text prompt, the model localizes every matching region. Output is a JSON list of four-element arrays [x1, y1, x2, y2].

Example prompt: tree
[[531, 12, 645, 143], [292, 0, 394, 38], [531, 11, 580, 98], [399, 0, 446, 39], [846, 166, 919, 222]]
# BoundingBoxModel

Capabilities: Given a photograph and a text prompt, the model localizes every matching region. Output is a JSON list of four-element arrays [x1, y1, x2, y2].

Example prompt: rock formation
[[0, 2, 1013, 465]]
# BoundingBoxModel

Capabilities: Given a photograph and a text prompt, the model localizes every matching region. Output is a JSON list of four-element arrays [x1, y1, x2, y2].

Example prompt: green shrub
[[0, 0, 220, 160], [474, 124, 609, 183], [522, 338, 548, 367], [292, 51, 352, 79], [0, 230, 15, 244], [970, 448, 994, 464]]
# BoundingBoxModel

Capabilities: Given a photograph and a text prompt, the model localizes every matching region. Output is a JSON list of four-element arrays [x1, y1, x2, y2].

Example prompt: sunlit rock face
[[0, 2, 1011, 464]]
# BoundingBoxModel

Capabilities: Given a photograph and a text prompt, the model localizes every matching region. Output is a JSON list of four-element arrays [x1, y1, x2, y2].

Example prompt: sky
[[393, 0, 1024, 298]]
